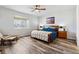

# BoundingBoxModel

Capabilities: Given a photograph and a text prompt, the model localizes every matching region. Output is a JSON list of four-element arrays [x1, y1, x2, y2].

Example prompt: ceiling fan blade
[[40, 8, 46, 10], [36, 8, 46, 10], [30, 5, 46, 12]]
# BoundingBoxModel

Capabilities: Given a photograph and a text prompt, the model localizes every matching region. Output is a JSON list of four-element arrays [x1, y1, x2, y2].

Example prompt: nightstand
[[58, 31, 67, 39]]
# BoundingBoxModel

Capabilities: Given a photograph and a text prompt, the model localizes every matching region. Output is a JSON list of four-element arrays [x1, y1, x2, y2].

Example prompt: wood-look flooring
[[1, 37, 79, 54]]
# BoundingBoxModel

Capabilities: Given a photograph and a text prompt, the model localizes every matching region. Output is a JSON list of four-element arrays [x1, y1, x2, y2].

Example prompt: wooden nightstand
[[58, 31, 67, 39]]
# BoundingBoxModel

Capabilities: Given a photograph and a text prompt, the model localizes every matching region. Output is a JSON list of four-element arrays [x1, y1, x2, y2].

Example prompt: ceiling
[[1, 5, 75, 16]]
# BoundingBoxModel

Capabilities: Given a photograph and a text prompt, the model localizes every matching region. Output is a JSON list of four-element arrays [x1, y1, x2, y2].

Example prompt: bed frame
[[31, 25, 59, 43]]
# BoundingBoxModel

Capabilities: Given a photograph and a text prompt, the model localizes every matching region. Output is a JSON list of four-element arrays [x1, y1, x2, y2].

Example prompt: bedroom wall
[[39, 6, 76, 39], [0, 6, 38, 36], [77, 5, 79, 47]]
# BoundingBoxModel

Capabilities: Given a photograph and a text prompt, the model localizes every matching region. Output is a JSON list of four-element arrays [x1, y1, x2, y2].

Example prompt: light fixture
[[31, 5, 46, 13]]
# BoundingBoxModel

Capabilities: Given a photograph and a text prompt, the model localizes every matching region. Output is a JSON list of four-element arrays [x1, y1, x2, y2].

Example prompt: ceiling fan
[[31, 5, 46, 12]]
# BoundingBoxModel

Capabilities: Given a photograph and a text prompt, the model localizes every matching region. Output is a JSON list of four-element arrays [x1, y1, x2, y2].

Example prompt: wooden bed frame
[[31, 25, 59, 43]]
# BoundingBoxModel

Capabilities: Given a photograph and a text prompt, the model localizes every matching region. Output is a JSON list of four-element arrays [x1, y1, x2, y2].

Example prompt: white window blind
[[14, 19, 26, 29]]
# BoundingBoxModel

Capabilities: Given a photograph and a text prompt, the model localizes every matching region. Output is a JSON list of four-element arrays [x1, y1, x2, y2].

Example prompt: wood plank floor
[[1, 36, 79, 54]]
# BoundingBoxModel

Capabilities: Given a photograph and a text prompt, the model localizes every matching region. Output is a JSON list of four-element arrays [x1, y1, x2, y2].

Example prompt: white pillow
[[0, 33, 3, 38]]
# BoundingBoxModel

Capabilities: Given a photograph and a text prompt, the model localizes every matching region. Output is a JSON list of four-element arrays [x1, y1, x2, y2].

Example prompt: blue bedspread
[[42, 28, 57, 40]]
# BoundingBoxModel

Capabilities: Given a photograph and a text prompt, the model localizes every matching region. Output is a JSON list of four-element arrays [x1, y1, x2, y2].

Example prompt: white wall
[[0, 6, 38, 36], [77, 5, 79, 47], [39, 6, 76, 39]]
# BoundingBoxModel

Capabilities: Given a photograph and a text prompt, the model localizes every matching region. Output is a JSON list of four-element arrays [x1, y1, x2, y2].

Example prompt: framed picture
[[46, 17, 55, 24]]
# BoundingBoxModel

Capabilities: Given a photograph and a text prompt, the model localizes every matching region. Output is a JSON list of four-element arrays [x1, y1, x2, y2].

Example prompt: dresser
[[58, 31, 67, 39]]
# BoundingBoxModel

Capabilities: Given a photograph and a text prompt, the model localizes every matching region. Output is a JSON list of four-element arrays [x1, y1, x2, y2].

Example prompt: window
[[14, 16, 30, 29], [14, 19, 26, 28]]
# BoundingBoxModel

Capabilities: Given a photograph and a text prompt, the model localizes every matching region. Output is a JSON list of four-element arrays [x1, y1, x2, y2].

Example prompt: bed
[[31, 25, 59, 42]]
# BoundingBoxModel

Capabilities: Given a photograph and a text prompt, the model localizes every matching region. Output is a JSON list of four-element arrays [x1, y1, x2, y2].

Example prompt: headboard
[[42, 24, 59, 32], [48, 25, 59, 32]]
